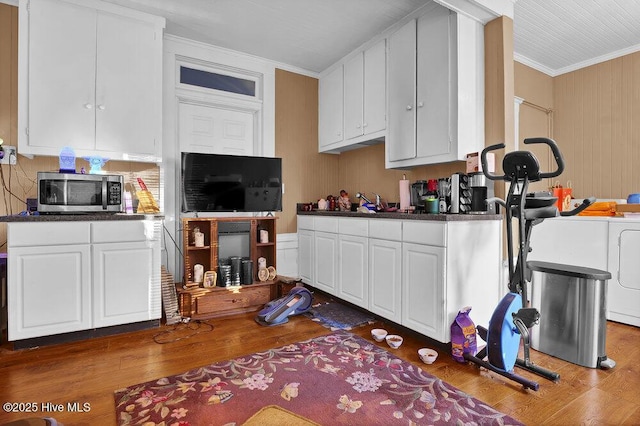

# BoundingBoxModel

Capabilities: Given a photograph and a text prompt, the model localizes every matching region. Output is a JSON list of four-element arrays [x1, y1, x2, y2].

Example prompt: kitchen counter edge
[[297, 211, 501, 221], [0, 214, 164, 222]]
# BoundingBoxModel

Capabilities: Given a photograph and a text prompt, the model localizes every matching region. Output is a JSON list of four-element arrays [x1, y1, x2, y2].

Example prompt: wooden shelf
[[180, 216, 278, 319]]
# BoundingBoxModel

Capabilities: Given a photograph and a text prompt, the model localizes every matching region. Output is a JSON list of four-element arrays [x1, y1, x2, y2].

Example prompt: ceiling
[[514, 0, 640, 76], [6, 0, 640, 76]]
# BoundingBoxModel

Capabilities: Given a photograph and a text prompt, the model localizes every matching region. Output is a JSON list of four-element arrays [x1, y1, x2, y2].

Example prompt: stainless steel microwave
[[37, 172, 124, 213]]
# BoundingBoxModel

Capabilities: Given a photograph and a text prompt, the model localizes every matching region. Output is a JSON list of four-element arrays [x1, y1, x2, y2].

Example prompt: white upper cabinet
[[318, 65, 344, 149], [344, 39, 386, 141], [18, 0, 165, 163], [319, 38, 386, 153], [386, 4, 483, 168]]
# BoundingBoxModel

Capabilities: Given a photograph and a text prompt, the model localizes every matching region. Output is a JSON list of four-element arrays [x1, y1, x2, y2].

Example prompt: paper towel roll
[[399, 176, 411, 211]]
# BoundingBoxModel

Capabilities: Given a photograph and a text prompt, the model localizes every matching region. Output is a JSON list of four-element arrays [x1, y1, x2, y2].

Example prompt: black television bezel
[[180, 152, 283, 213]]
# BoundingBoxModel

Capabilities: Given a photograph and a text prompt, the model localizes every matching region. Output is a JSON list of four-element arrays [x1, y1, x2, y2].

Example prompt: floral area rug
[[114, 331, 523, 425], [303, 301, 375, 330]]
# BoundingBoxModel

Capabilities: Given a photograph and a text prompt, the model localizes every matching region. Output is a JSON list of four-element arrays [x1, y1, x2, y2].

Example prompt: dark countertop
[[0, 213, 164, 222], [298, 210, 501, 221]]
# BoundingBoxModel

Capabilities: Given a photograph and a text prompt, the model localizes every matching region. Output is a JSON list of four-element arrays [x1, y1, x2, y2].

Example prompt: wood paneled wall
[[516, 52, 640, 200], [552, 52, 640, 200], [514, 62, 555, 193], [0, 3, 17, 149], [274, 69, 338, 234]]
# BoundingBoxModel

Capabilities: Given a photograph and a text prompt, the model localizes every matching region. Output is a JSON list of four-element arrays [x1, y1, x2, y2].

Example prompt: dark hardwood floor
[[1, 294, 639, 426]]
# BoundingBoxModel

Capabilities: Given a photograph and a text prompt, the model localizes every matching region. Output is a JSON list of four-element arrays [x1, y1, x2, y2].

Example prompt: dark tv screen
[[181, 152, 282, 213]]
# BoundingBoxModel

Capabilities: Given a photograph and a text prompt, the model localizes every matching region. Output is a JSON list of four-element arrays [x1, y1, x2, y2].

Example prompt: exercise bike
[[464, 137, 594, 391]]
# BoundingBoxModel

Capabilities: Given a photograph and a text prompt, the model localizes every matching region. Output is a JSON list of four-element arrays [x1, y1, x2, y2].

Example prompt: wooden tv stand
[[177, 217, 279, 320]]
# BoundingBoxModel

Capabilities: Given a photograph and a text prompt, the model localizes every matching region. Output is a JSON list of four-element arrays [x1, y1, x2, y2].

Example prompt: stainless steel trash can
[[528, 261, 615, 369]]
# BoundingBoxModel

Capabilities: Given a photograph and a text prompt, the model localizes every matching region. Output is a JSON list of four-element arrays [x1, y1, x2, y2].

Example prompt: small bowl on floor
[[418, 348, 438, 364], [371, 328, 388, 342], [385, 334, 403, 349]]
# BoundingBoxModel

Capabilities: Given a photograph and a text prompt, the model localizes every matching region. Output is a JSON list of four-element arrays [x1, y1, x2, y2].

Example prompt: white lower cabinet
[[8, 219, 161, 341], [313, 231, 338, 295], [9, 244, 92, 340], [401, 242, 445, 340], [338, 235, 369, 306], [369, 238, 402, 323], [298, 215, 501, 343], [297, 229, 314, 284], [92, 240, 160, 328]]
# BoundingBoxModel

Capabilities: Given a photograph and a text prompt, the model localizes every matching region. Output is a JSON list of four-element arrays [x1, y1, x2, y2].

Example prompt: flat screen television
[[181, 152, 282, 213]]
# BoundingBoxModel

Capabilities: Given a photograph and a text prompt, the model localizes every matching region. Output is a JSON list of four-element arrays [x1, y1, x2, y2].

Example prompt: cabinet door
[[369, 238, 402, 323], [401, 242, 445, 341], [92, 240, 161, 327], [8, 244, 91, 340], [363, 38, 386, 136], [338, 235, 368, 307], [318, 65, 344, 149], [95, 11, 162, 157], [24, 0, 96, 152], [298, 229, 314, 284], [314, 231, 338, 295], [416, 6, 452, 159], [607, 222, 640, 327], [387, 19, 416, 162], [344, 52, 364, 140]]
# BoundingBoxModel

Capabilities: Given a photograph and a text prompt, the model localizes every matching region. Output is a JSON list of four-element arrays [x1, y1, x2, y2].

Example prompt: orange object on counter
[[577, 201, 617, 216], [136, 178, 160, 213]]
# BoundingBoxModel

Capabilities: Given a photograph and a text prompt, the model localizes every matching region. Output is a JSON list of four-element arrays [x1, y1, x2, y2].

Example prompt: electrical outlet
[[0, 146, 17, 165]]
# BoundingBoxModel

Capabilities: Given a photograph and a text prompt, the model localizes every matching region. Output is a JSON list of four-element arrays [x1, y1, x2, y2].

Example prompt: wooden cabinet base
[[177, 282, 278, 320]]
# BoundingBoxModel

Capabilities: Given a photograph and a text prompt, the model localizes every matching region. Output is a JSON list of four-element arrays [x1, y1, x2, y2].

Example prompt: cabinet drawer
[[92, 220, 160, 243], [8, 222, 90, 246], [314, 216, 338, 233], [297, 215, 314, 230], [402, 221, 446, 246], [195, 286, 271, 316], [370, 219, 402, 241], [338, 218, 368, 237]]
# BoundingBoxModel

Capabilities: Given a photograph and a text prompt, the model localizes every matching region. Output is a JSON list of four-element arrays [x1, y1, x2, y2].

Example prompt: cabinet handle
[[406, 105, 413, 110], [356, 124, 361, 129], [363, 123, 368, 127], [97, 105, 106, 111], [84, 103, 93, 109], [417, 102, 424, 108]]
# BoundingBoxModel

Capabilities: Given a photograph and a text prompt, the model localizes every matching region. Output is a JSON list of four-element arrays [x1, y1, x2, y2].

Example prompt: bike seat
[[523, 205, 559, 220]]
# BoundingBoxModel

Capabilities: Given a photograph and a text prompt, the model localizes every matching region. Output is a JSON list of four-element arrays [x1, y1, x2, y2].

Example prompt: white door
[[338, 235, 368, 306], [369, 238, 402, 322], [8, 245, 91, 340], [607, 223, 640, 327], [179, 102, 255, 155], [27, 0, 96, 151], [95, 11, 160, 156], [344, 53, 364, 140], [92, 241, 160, 327], [363, 38, 387, 136], [314, 231, 338, 295], [416, 7, 451, 159], [402, 242, 445, 340], [298, 229, 314, 284], [318, 65, 344, 148], [387, 18, 417, 162]]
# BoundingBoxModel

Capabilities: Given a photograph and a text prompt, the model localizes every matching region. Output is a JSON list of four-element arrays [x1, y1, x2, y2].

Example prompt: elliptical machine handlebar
[[524, 137, 565, 179], [560, 197, 596, 217], [480, 137, 565, 182]]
